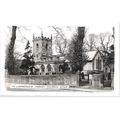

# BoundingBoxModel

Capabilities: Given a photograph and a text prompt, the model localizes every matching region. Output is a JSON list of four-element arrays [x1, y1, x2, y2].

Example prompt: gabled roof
[[86, 51, 97, 61]]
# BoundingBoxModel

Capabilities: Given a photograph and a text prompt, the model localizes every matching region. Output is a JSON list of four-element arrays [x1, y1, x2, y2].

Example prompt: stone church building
[[33, 33, 65, 75]]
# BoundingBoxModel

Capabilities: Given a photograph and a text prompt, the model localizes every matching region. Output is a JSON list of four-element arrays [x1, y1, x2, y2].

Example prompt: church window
[[96, 59, 98, 69], [59, 65, 62, 72], [47, 64, 52, 72], [41, 64, 45, 72], [98, 57, 100, 70], [96, 57, 101, 70], [99, 59, 101, 70], [46, 43, 48, 50], [98, 57, 101, 70], [36, 43, 39, 51]]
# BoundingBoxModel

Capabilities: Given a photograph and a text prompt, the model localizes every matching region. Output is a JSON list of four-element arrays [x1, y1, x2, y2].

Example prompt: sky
[[3, 25, 115, 55]]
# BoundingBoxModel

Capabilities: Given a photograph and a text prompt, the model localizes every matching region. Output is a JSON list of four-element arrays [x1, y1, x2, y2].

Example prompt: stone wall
[[6, 74, 79, 87]]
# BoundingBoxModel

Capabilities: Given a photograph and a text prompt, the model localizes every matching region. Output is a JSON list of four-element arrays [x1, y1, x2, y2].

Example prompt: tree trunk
[[7, 26, 17, 75], [77, 27, 85, 83]]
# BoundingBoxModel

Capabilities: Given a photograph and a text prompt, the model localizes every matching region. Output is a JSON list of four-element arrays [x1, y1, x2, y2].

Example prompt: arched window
[[99, 59, 101, 70], [47, 64, 52, 72], [98, 57, 100, 70], [97, 57, 101, 70], [59, 65, 62, 72], [36, 43, 39, 51], [46, 43, 48, 50], [96, 59, 98, 69], [41, 64, 45, 72]]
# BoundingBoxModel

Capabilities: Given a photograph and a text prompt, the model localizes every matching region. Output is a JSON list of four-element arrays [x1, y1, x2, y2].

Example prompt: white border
[[0, 0, 120, 96], [0, 24, 119, 97]]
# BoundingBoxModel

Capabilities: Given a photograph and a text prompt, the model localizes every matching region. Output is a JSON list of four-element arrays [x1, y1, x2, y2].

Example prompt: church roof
[[86, 51, 97, 61]]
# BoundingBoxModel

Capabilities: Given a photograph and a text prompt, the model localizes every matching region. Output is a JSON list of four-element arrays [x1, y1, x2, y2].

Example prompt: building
[[83, 50, 114, 75], [83, 51, 104, 72], [33, 33, 65, 75]]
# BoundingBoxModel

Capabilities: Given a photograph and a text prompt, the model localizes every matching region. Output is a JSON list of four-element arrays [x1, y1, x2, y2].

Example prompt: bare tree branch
[[51, 26, 68, 55]]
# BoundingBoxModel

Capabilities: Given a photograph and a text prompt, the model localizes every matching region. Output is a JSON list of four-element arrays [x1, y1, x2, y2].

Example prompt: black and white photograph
[[2, 26, 115, 93], [1, 1, 120, 120]]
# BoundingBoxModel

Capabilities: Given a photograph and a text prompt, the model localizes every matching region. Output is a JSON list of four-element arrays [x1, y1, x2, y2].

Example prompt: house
[[83, 50, 104, 72]]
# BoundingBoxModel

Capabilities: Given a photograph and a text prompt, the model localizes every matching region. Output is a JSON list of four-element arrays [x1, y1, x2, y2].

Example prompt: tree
[[85, 34, 96, 51], [67, 27, 88, 72], [51, 27, 68, 55], [60, 62, 69, 74], [5, 43, 24, 75], [94, 30, 115, 73], [99, 33, 112, 51], [5, 26, 32, 75], [7, 26, 17, 75], [20, 41, 35, 75], [106, 44, 114, 67]]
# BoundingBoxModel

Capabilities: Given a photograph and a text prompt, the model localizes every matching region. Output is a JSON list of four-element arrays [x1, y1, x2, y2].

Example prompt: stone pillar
[[44, 64, 48, 75], [40, 64, 46, 75], [92, 74, 103, 88], [38, 65, 41, 75], [89, 74, 93, 85], [51, 64, 55, 73]]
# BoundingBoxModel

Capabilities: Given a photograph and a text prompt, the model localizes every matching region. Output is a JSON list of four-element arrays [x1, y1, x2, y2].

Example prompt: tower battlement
[[33, 33, 52, 41]]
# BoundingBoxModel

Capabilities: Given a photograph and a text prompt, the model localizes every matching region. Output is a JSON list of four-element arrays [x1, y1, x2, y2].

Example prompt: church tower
[[33, 32, 52, 61]]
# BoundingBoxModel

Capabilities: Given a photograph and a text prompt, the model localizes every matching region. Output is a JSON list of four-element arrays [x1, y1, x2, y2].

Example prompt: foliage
[[5, 43, 25, 75], [6, 26, 17, 75], [95, 32, 114, 72], [51, 26, 68, 55], [20, 40, 35, 74], [85, 34, 96, 51], [59, 62, 69, 73], [103, 44, 114, 69], [67, 27, 88, 72]]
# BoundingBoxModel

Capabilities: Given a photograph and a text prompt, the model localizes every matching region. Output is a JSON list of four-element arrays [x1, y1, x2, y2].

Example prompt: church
[[33, 32, 66, 75]]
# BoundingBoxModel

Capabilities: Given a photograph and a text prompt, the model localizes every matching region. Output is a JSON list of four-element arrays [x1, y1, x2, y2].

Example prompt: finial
[[112, 27, 115, 39], [41, 31, 43, 38], [33, 33, 35, 39], [51, 34, 52, 40]]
